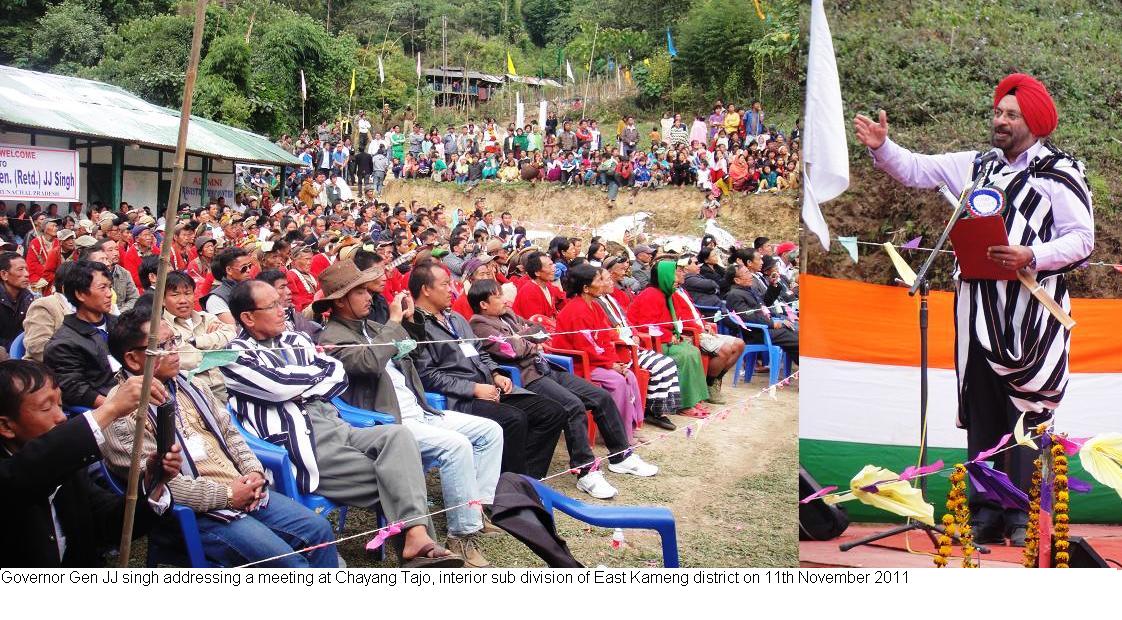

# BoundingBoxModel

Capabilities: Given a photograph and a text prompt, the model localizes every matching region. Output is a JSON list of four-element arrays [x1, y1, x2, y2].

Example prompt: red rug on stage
[[800, 524, 1122, 568]]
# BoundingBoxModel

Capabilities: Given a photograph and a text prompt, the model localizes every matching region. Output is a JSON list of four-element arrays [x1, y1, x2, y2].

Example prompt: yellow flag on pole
[[507, 52, 517, 76], [349, 68, 356, 97]]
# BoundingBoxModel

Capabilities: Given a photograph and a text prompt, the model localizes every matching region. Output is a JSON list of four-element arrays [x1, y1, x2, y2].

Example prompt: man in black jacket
[[723, 262, 798, 363], [0, 251, 33, 352], [407, 261, 566, 479], [0, 360, 180, 567], [43, 261, 118, 408]]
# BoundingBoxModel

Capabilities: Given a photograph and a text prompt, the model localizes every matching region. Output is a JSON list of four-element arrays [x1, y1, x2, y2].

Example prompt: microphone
[[974, 148, 1002, 165]]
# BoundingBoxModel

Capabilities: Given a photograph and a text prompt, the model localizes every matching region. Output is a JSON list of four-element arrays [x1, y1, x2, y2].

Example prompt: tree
[[28, 0, 109, 74]]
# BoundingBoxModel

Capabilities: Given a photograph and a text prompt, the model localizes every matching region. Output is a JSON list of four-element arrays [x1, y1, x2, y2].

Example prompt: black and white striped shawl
[[954, 143, 1092, 418], [219, 329, 348, 494]]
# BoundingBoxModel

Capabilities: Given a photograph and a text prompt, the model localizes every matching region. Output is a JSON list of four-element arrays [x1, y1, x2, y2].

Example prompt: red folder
[[949, 215, 1018, 280]]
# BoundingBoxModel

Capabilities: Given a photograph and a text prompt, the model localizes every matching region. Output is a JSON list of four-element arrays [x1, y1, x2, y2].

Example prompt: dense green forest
[[811, 0, 1122, 296], [0, 0, 799, 137]]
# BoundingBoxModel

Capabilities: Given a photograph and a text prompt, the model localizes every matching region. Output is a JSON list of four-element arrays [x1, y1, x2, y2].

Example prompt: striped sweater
[[219, 329, 348, 493]]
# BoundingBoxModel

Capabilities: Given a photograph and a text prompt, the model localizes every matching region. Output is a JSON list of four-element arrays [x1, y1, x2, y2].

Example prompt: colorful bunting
[[882, 242, 917, 286], [188, 349, 241, 379], [365, 521, 404, 552], [824, 465, 935, 525], [901, 236, 922, 249], [838, 236, 858, 263], [965, 462, 1030, 512]]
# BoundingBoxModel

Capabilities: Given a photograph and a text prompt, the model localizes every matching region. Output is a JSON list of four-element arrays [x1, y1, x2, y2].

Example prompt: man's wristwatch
[[226, 485, 234, 509], [1028, 251, 1037, 271]]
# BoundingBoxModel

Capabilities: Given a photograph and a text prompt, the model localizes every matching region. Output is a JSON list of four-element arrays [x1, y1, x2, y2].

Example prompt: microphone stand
[[841, 173, 992, 555]]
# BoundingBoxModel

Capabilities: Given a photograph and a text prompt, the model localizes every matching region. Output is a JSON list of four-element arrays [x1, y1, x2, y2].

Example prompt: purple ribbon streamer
[[965, 462, 1029, 512], [901, 236, 923, 249], [1068, 475, 1093, 494]]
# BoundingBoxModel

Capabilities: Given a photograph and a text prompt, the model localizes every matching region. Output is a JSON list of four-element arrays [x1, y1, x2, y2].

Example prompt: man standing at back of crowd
[[854, 73, 1093, 546]]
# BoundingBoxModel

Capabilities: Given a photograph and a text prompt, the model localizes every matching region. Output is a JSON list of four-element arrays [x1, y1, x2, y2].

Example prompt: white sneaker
[[608, 454, 659, 477], [576, 471, 618, 499]]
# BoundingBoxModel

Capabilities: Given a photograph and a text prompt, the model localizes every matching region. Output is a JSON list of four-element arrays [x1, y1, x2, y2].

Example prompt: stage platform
[[800, 523, 1122, 568]]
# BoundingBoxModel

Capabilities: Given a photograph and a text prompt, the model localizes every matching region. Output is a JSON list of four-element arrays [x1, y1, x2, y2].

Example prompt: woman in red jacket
[[627, 259, 715, 406], [286, 245, 319, 312], [603, 255, 635, 307], [554, 263, 643, 443]]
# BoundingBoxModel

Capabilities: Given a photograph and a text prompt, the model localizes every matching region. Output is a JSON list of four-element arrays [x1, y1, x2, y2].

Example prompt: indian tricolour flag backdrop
[[800, 275, 1122, 523]]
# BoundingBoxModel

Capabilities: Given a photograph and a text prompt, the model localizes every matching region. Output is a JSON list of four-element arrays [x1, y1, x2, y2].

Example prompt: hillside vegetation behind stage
[[809, 0, 1122, 297], [380, 181, 800, 243]]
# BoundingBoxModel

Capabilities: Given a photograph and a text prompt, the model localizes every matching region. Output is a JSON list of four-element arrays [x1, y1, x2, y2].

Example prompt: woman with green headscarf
[[626, 259, 710, 412]]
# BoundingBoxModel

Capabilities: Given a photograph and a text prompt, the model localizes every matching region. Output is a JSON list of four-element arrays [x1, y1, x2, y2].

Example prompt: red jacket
[[451, 293, 474, 320], [25, 236, 56, 286], [627, 286, 675, 350], [287, 269, 318, 312], [610, 285, 633, 309], [310, 253, 333, 278], [553, 296, 618, 369], [120, 244, 160, 287], [512, 279, 564, 320]]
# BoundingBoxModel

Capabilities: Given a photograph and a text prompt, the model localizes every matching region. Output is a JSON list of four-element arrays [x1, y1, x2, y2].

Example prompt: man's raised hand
[[853, 109, 889, 150]]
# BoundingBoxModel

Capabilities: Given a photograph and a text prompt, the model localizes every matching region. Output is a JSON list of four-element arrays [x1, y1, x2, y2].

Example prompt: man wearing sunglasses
[[201, 248, 256, 325], [101, 306, 338, 567]]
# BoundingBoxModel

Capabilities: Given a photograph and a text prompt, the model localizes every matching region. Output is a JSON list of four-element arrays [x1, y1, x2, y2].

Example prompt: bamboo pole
[[117, 0, 209, 567]]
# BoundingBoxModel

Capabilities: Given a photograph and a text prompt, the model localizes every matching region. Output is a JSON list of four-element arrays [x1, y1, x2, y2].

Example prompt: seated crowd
[[0, 192, 797, 569], [272, 100, 799, 213]]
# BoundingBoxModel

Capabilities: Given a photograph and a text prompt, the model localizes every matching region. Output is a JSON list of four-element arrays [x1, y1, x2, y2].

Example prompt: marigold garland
[[1052, 444, 1071, 568], [933, 464, 976, 568], [1022, 457, 1043, 568]]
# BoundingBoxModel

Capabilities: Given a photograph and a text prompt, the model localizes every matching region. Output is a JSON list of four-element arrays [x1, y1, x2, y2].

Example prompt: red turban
[[993, 73, 1057, 137]]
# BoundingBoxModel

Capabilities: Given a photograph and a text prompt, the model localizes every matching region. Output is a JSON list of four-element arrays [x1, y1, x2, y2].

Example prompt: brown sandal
[[402, 542, 465, 568]]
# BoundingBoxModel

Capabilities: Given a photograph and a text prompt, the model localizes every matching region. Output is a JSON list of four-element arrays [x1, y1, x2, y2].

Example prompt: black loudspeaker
[[799, 465, 850, 541], [1062, 536, 1111, 568]]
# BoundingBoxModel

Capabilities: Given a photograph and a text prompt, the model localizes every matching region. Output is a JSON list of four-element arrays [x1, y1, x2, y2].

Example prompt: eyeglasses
[[238, 263, 254, 274], [131, 335, 182, 354], [250, 300, 283, 313]]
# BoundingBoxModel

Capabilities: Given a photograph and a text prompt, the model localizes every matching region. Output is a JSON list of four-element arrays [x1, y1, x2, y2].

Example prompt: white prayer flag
[[299, 69, 307, 101], [802, 0, 850, 251], [378, 56, 385, 83], [565, 60, 575, 83]]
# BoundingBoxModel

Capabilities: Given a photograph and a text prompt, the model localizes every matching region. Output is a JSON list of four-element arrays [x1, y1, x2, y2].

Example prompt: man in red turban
[[852, 73, 1094, 547]]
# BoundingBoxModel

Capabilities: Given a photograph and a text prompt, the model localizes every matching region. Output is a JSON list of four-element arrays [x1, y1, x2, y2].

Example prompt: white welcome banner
[[0, 143, 80, 201]]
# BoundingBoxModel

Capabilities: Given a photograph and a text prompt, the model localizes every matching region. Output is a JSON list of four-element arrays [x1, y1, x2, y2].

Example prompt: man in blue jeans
[[102, 306, 338, 568]]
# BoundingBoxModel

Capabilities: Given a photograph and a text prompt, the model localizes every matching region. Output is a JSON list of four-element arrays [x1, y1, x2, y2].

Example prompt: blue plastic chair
[[733, 322, 790, 386], [98, 462, 215, 567], [496, 364, 524, 387], [226, 408, 349, 536], [8, 332, 25, 359], [330, 397, 396, 425], [543, 353, 574, 373], [425, 392, 446, 410], [64, 405, 92, 418], [524, 475, 679, 568]]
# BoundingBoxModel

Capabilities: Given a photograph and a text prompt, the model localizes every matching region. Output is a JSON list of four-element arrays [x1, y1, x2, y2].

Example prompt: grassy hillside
[[809, 0, 1122, 296]]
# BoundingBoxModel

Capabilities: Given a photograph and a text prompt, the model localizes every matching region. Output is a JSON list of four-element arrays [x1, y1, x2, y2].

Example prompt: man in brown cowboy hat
[[220, 278, 463, 567], [317, 260, 504, 568]]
